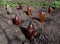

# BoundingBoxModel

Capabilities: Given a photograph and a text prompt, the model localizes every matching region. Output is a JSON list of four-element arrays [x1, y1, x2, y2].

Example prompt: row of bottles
[[13, 10, 45, 25], [7, 4, 53, 39], [12, 6, 52, 24], [13, 10, 44, 39], [6, 3, 53, 15]]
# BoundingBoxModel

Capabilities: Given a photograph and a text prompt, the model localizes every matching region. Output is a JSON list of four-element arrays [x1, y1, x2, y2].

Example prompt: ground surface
[[0, 1, 60, 44]]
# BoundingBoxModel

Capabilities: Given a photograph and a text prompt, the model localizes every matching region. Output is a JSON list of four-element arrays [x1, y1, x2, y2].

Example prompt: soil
[[0, 0, 60, 44]]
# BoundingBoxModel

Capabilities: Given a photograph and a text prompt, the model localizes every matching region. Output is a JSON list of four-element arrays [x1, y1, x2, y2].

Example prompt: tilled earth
[[0, 6, 60, 44]]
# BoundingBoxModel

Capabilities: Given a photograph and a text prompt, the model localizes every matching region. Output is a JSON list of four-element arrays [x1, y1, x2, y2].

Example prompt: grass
[[1, 0, 60, 8], [51, 1, 60, 8]]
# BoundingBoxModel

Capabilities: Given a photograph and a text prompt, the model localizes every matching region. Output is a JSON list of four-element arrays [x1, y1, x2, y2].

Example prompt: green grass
[[51, 1, 60, 8], [2, 0, 60, 8]]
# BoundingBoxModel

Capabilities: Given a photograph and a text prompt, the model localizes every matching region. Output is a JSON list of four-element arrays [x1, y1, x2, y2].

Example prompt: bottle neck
[[15, 15, 18, 20], [41, 11, 44, 15]]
